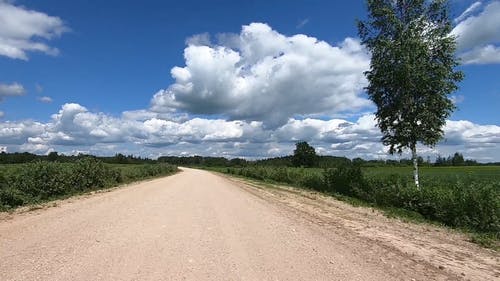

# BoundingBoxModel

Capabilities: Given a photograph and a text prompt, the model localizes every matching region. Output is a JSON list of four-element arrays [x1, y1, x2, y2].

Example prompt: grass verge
[[206, 167, 499, 251], [0, 159, 179, 212]]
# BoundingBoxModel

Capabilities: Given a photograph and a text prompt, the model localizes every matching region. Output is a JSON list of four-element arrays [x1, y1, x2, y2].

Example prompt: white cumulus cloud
[[37, 96, 53, 103], [2, 102, 500, 161], [0, 119, 46, 144], [452, 1, 500, 64], [0, 82, 25, 101], [459, 44, 500, 64], [454, 1, 482, 23], [0, 1, 68, 60], [151, 23, 371, 128]]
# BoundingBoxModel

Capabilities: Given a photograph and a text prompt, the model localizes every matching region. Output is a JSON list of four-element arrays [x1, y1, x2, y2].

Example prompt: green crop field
[[233, 165, 500, 185], [364, 165, 500, 181], [210, 165, 500, 189], [215, 164, 499, 243]]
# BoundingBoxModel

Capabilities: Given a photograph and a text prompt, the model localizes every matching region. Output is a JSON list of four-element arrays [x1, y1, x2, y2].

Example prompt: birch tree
[[358, 0, 464, 188]]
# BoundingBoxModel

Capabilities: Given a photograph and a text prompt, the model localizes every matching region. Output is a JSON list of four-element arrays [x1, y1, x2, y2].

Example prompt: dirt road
[[0, 168, 498, 280]]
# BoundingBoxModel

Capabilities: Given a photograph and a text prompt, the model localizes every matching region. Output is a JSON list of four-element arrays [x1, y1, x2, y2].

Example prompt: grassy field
[[365, 165, 500, 181], [0, 163, 22, 174], [213, 164, 499, 248], [275, 165, 500, 181]]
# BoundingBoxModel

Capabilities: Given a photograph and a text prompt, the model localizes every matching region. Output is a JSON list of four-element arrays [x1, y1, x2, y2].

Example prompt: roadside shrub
[[119, 164, 177, 182], [70, 157, 114, 191], [415, 182, 499, 232], [298, 172, 324, 190], [217, 165, 499, 233], [0, 160, 177, 210], [1, 170, 25, 209], [368, 177, 499, 232], [0, 187, 26, 210], [0, 170, 7, 191], [12, 161, 69, 200], [468, 182, 499, 232], [324, 164, 365, 196]]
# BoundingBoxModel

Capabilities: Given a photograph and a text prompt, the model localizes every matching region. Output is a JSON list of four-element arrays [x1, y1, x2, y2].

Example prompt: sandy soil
[[0, 167, 498, 280]]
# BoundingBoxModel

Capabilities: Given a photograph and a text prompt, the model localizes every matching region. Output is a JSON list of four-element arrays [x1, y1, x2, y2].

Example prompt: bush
[[70, 158, 114, 191], [299, 172, 324, 190], [217, 164, 499, 233], [324, 164, 365, 196], [0, 187, 27, 210], [0, 160, 178, 210], [118, 163, 177, 182], [12, 161, 70, 200]]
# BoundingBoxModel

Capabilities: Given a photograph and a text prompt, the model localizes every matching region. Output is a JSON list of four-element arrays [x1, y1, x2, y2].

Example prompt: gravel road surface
[[1, 168, 498, 280]]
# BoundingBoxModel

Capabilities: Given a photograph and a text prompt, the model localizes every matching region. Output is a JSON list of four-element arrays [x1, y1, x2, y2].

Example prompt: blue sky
[[1, 0, 367, 120], [1, 0, 500, 161]]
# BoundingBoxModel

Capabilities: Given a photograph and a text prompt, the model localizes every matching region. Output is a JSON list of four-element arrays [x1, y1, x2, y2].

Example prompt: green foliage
[[13, 161, 70, 199], [365, 166, 500, 185], [115, 163, 177, 182], [0, 159, 177, 211], [0, 187, 26, 209], [324, 164, 365, 196], [358, 0, 464, 187], [70, 158, 116, 191], [219, 164, 499, 234], [358, 0, 464, 154], [0, 170, 26, 208], [292, 141, 317, 168], [434, 152, 472, 166], [223, 166, 324, 187], [0, 151, 157, 164], [158, 155, 233, 167], [470, 233, 499, 250]]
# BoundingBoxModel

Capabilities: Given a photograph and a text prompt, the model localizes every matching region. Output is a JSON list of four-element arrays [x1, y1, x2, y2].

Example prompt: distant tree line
[[434, 152, 479, 166], [0, 152, 156, 165], [1, 144, 495, 167], [157, 156, 244, 167], [157, 143, 492, 167]]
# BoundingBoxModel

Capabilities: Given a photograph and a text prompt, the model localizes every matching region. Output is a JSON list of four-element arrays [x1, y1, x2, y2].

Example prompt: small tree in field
[[358, 0, 464, 188], [292, 141, 317, 168]]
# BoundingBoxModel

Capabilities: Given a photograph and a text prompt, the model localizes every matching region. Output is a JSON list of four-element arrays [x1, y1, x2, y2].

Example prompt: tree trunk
[[411, 144, 420, 189]]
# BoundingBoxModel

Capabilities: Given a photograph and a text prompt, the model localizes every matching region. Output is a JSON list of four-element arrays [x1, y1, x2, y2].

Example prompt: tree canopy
[[292, 141, 317, 168], [358, 0, 464, 186]]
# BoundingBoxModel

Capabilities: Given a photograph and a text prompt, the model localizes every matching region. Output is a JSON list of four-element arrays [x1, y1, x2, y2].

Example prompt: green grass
[[364, 165, 500, 182], [208, 165, 500, 183], [209, 165, 499, 249], [470, 232, 499, 250], [0, 163, 23, 174], [220, 165, 500, 183]]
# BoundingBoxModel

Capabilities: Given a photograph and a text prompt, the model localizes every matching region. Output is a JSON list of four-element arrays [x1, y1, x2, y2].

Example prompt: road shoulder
[[215, 172, 500, 281]]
